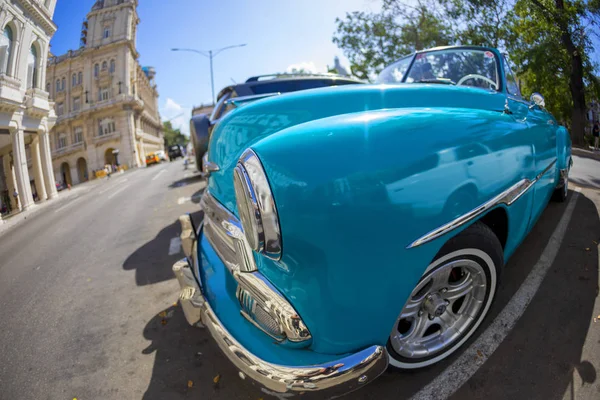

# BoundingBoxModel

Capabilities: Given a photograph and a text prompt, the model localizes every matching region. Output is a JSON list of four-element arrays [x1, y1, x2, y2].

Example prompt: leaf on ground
[[477, 350, 484, 358], [593, 241, 598, 245], [158, 311, 167, 318], [187, 380, 194, 388], [173, 302, 178, 307], [160, 319, 167, 325], [213, 374, 221, 384], [585, 248, 590, 251]]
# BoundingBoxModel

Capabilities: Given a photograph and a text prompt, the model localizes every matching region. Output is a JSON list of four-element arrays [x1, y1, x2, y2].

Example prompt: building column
[[39, 129, 58, 199], [31, 136, 47, 201], [2, 155, 17, 211], [11, 128, 34, 210]]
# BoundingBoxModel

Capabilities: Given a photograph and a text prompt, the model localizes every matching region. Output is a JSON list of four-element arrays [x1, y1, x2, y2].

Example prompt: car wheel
[[552, 168, 569, 202], [387, 222, 503, 369]]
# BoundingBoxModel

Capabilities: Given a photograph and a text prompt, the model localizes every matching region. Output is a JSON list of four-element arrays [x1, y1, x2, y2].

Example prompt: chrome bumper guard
[[172, 255, 389, 397]]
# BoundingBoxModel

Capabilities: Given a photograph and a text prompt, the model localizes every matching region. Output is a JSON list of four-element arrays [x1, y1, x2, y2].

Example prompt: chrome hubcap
[[390, 259, 488, 359]]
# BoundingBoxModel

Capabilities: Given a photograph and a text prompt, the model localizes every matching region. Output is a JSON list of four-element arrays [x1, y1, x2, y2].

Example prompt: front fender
[[250, 107, 532, 354]]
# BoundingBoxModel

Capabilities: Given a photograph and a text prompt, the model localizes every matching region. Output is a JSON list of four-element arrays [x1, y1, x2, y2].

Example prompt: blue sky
[[50, 0, 382, 134]]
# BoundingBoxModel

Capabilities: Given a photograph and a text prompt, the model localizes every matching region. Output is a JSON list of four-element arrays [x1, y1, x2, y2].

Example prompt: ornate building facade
[[46, 0, 163, 187], [0, 0, 58, 217]]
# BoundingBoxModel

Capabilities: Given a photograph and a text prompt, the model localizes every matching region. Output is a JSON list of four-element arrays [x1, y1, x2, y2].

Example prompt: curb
[[572, 147, 600, 162]]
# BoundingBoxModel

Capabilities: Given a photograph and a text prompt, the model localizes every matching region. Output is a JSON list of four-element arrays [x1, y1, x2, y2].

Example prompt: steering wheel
[[457, 74, 497, 89]]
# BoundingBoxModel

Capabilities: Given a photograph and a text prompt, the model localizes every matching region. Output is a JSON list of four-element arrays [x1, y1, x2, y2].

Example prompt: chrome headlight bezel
[[233, 149, 282, 260]]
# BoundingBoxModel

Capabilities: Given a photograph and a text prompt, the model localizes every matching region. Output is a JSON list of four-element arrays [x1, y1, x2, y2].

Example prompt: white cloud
[[285, 61, 326, 74], [160, 98, 190, 136]]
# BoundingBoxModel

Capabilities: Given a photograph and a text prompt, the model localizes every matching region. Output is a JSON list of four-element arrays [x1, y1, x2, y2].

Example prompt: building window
[[102, 61, 107, 71], [0, 26, 13, 75], [103, 27, 110, 39], [98, 118, 116, 136], [56, 102, 64, 116], [57, 133, 67, 149], [72, 73, 77, 87], [46, 82, 50, 93], [73, 127, 83, 144], [73, 96, 81, 111], [56, 79, 60, 92], [94, 64, 99, 77], [27, 45, 38, 89], [99, 87, 110, 101], [61, 77, 65, 91], [109, 59, 115, 74], [78, 71, 82, 85]]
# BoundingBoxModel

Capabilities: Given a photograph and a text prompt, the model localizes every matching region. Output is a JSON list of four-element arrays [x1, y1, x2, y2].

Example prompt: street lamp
[[171, 44, 247, 105]]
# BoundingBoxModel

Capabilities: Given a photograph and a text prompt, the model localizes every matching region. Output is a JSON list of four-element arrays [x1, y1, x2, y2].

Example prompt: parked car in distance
[[168, 144, 185, 160], [173, 46, 571, 398], [190, 73, 364, 169], [145, 152, 161, 166]]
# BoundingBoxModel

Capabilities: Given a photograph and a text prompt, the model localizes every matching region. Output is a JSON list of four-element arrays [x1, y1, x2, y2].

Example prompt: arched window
[[94, 63, 99, 77], [56, 79, 60, 92], [0, 26, 13, 75], [78, 71, 82, 85], [61, 77, 65, 91], [109, 59, 115, 73], [72, 73, 77, 87], [101, 61, 107, 71], [46, 82, 50, 92], [26, 45, 38, 88]]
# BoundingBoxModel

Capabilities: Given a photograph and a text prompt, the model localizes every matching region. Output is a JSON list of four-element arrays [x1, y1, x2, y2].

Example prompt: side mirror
[[530, 92, 545, 108]]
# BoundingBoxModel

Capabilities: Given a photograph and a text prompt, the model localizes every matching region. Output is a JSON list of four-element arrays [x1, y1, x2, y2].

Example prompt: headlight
[[233, 149, 282, 260]]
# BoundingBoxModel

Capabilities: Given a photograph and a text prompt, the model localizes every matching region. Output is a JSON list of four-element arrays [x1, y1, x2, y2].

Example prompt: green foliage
[[332, 0, 600, 143], [332, 0, 451, 80], [163, 121, 189, 149]]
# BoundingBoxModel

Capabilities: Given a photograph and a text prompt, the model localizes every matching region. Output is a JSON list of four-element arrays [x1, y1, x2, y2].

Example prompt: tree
[[332, 0, 452, 80], [163, 121, 189, 148], [507, 0, 600, 145]]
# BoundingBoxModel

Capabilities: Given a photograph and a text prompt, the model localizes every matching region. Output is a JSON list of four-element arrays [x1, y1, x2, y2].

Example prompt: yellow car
[[145, 153, 161, 166]]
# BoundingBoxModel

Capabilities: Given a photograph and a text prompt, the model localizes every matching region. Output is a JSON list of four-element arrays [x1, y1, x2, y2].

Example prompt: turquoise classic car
[[173, 46, 571, 398]]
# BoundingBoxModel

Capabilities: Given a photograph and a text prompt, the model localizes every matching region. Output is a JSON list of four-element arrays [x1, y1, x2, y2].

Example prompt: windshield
[[378, 49, 499, 91]]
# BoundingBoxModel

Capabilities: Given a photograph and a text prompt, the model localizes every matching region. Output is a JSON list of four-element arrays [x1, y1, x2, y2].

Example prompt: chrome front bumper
[[172, 257, 389, 398]]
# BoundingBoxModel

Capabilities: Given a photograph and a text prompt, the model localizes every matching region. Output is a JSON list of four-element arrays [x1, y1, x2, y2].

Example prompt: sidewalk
[[572, 146, 600, 162]]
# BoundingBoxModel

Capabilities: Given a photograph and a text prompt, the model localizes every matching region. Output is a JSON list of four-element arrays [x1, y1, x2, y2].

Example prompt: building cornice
[[47, 39, 138, 67], [14, 0, 57, 35]]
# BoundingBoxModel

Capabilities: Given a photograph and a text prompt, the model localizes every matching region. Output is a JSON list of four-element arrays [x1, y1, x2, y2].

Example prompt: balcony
[[0, 74, 23, 107], [51, 142, 85, 159], [25, 88, 50, 114], [93, 131, 120, 145]]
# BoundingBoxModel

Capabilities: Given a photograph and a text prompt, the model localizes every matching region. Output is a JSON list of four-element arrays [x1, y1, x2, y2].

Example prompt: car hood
[[206, 83, 506, 211]]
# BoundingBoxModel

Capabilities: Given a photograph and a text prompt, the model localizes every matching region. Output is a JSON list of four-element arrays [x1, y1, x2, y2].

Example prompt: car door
[[503, 56, 557, 229]]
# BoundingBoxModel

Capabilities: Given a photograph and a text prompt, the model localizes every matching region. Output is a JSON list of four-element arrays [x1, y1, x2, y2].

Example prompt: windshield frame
[[381, 46, 505, 94]]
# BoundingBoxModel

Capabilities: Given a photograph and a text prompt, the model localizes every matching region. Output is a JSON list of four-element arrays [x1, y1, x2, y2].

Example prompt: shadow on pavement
[[141, 304, 261, 400], [123, 210, 204, 286], [169, 174, 205, 189]]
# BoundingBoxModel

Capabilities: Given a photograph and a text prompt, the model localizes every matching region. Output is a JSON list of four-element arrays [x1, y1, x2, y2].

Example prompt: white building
[[46, 0, 163, 187], [0, 0, 58, 217]]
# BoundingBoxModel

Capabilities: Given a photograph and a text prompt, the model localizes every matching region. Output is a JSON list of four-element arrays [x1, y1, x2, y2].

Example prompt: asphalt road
[[0, 157, 599, 400]]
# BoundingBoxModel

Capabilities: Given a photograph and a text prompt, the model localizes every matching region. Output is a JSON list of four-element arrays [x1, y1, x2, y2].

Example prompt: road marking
[[168, 237, 182, 255], [152, 169, 166, 181], [54, 195, 85, 213], [412, 190, 580, 400], [107, 185, 128, 199], [177, 197, 191, 205], [98, 178, 128, 194]]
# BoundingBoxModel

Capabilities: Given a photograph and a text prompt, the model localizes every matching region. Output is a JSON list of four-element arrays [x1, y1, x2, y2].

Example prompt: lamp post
[[171, 44, 247, 105]]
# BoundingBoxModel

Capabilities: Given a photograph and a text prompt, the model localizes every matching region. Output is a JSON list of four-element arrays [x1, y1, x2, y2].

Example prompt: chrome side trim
[[408, 160, 557, 249], [201, 191, 257, 272]]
